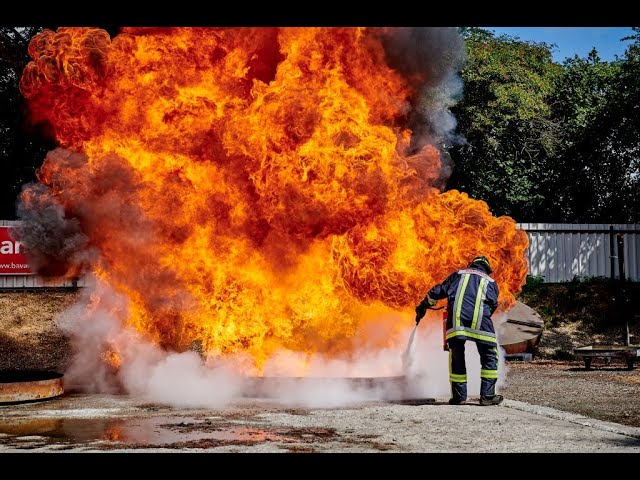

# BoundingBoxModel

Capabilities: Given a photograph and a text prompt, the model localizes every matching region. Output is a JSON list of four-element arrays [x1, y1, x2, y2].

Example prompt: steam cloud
[[58, 276, 506, 407]]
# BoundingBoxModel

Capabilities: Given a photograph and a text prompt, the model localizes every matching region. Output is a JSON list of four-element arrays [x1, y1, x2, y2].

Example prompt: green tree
[[546, 29, 640, 223], [545, 49, 621, 221], [448, 28, 562, 220], [0, 27, 54, 220], [612, 28, 640, 222]]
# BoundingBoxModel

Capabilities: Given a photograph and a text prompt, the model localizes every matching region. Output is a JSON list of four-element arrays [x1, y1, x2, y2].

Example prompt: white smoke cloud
[[57, 285, 507, 409], [122, 349, 242, 408], [57, 275, 243, 407]]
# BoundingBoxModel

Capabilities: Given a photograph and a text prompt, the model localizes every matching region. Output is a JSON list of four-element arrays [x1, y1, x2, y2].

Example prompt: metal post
[[616, 233, 630, 346], [617, 234, 626, 283], [609, 225, 615, 280], [626, 322, 631, 347]]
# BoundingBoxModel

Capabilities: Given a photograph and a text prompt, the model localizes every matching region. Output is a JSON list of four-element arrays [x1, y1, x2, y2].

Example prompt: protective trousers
[[448, 337, 499, 401]]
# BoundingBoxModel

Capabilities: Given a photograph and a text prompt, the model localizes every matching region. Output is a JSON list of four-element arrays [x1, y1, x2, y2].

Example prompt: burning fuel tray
[[573, 345, 640, 370]]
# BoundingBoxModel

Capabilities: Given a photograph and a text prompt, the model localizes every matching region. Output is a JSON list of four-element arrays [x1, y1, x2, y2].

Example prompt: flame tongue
[[19, 27, 529, 374]]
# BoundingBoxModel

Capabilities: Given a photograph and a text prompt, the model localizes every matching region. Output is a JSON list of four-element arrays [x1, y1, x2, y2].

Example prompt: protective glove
[[427, 295, 437, 307]]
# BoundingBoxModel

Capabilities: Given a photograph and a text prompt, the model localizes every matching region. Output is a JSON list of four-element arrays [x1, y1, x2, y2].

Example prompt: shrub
[[552, 348, 575, 360], [525, 274, 545, 287]]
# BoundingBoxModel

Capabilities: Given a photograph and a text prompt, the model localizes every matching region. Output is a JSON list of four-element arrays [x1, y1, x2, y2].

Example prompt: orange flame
[[20, 27, 529, 374], [101, 347, 122, 370], [103, 424, 122, 441]]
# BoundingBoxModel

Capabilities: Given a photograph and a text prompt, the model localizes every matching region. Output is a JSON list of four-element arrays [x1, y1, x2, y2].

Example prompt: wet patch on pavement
[[0, 415, 295, 449], [0, 413, 400, 451]]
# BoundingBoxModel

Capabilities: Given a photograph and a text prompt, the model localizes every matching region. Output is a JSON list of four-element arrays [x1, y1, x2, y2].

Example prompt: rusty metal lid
[[0, 370, 64, 405]]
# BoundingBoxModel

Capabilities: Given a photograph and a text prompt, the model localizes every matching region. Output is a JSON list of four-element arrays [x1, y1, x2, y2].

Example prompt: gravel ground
[[502, 359, 640, 428]]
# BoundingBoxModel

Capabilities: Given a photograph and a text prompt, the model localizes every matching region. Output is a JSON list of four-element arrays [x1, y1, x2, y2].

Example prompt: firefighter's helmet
[[469, 255, 492, 274]]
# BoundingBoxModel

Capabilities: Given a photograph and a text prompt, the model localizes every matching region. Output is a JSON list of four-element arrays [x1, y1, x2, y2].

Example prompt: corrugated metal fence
[[517, 223, 640, 282], [2, 221, 639, 287]]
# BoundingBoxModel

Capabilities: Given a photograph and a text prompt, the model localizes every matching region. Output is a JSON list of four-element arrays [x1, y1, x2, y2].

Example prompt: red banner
[[0, 227, 33, 275]]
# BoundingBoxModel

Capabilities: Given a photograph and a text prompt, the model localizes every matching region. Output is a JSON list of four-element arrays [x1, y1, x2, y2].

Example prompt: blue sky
[[481, 27, 635, 63]]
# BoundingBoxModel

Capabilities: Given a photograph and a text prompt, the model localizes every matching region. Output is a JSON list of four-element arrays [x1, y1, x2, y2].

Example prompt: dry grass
[[517, 279, 640, 359], [503, 360, 640, 428], [535, 323, 635, 359], [0, 290, 80, 371]]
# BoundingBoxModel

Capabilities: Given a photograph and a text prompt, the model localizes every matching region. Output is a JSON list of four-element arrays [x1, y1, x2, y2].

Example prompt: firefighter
[[415, 255, 503, 406]]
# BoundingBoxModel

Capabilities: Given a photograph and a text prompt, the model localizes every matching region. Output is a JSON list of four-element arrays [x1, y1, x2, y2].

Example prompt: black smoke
[[378, 27, 466, 187], [14, 148, 97, 277]]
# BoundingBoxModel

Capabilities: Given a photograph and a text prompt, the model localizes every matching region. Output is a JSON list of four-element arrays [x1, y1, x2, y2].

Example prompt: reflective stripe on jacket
[[427, 268, 499, 345]]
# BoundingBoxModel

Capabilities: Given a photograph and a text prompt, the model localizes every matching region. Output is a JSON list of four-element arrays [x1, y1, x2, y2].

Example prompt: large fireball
[[18, 27, 529, 374]]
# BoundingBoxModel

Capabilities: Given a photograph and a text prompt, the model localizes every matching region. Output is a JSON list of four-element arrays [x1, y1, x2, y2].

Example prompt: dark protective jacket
[[425, 266, 499, 345]]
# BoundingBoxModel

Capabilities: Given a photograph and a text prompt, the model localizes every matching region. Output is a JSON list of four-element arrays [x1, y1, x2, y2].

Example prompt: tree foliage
[[546, 49, 623, 221], [553, 28, 640, 223], [449, 28, 562, 219], [450, 27, 639, 223]]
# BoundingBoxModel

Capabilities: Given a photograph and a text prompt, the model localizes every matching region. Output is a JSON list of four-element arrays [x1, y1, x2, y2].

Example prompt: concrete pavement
[[1, 394, 639, 452]]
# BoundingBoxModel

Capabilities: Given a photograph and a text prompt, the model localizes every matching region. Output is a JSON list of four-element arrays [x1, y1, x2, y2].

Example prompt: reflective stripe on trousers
[[446, 326, 497, 344], [448, 338, 499, 400]]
